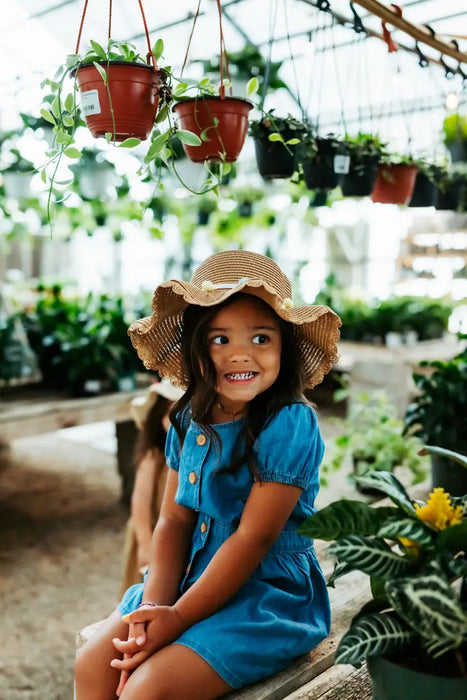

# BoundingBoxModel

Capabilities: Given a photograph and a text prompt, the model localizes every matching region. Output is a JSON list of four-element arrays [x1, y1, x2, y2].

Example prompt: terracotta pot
[[371, 164, 418, 205], [75, 61, 161, 141], [173, 97, 253, 163]]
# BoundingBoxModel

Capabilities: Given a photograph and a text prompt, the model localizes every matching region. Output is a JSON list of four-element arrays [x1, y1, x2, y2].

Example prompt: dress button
[[197, 434, 207, 446], [189, 472, 197, 484], [200, 521, 207, 533]]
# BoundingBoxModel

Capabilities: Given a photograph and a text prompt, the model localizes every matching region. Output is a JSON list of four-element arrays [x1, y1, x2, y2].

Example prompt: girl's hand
[[111, 605, 186, 672], [113, 622, 146, 697]]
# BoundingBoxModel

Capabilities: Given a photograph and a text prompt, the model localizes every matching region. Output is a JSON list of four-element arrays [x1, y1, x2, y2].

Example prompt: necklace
[[216, 400, 245, 421]]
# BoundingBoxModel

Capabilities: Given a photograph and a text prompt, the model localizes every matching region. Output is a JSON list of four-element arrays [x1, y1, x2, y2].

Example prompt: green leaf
[[336, 613, 414, 665], [64, 147, 81, 159], [386, 566, 467, 657], [298, 501, 396, 540], [40, 109, 56, 125], [90, 40, 107, 61], [145, 131, 170, 161], [40, 169, 47, 184], [153, 38, 164, 61], [93, 62, 108, 84], [354, 472, 416, 515], [105, 132, 113, 143], [268, 132, 284, 143], [247, 77, 259, 96], [174, 82, 188, 96], [177, 130, 202, 146], [328, 535, 412, 578], [63, 116, 75, 128], [377, 518, 435, 547], [437, 520, 467, 553], [65, 54, 81, 69], [285, 137, 300, 145], [64, 93, 75, 113], [51, 96, 61, 119], [118, 138, 141, 148], [155, 103, 170, 124]]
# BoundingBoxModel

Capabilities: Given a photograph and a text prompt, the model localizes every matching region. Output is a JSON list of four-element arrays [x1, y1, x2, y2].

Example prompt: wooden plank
[[0, 389, 147, 442], [282, 664, 372, 700]]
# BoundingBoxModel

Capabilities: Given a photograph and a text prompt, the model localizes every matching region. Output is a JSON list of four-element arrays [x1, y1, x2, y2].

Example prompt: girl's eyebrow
[[208, 325, 279, 332]]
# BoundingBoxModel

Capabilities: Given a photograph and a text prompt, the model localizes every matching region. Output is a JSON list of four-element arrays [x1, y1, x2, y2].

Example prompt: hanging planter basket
[[371, 163, 418, 205], [302, 138, 339, 191], [339, 156, 379, 197], [173, 96, 252, 163], [435, 180, 465, 211], [409, 171, 438, 207], [75, 61, 162, 141], [252, 125, 300, 179]]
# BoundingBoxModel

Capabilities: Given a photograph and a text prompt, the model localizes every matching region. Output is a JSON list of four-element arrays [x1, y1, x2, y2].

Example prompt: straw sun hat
[[129, 250, 341, 390]]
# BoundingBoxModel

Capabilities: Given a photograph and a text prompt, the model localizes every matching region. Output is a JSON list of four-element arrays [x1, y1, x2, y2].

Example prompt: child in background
[[121, 380, 184, 595], [75, 249, 341, 700]]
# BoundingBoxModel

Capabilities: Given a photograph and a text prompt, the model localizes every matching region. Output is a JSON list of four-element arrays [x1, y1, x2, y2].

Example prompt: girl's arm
[[141, 467, 197, 606], [173, 480, 302, 625], [130, 450, 159, 566]]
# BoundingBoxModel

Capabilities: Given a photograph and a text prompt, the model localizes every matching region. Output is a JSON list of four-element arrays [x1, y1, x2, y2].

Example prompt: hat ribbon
[[201, 277, 249, 291]]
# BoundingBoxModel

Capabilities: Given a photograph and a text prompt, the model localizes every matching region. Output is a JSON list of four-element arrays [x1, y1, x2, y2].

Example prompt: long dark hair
[[169, 293, 308, 478], [135, 394, 171, 465]]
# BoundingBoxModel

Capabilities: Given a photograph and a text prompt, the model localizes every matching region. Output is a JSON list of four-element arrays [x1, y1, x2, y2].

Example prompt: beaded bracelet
[[137, 601, 159, 608]]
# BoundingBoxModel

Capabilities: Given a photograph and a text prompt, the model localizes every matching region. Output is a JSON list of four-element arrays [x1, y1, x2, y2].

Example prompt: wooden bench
[[76, 542, 373, 699], [0, 386, 149, 503]]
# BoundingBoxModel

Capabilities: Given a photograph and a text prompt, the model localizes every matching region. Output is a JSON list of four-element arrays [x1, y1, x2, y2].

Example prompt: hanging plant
[[338, 133, 384, 197], [409, 162, 441, 208], [249, 113, 306, 180], [442, 112, 467, 163], [300, 133, 339, 191], [434, 166, 466, 211], [371, 155, 418, 205]]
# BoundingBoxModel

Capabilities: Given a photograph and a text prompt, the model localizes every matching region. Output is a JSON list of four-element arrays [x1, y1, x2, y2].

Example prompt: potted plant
[[196, 195, 218, 226], [338, 133, 383, 197], [404, 342, 467, 496], [249, 113, 306, 179], [232, 186, 264, 218], [300, 132, 340, 191], [1, 148, 35, 200], [299, 468, 467, 699], [0, 309, 40, 388], [371, 154, 418, 205], [434, 166, 466, 211], [409, 161, 441, 208], [69, 146, 116, 199], [443, 113, 467, 163], [321, 392, 428, 491]]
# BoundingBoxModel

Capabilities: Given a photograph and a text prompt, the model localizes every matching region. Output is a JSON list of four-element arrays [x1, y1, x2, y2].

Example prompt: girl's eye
[[252, 334, 270, 345], [210, 335, 229, 345]]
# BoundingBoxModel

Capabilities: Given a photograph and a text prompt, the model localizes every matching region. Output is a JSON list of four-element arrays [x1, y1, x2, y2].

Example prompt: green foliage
[[1, 148, 35, 174], [299, 469, 467, 669], [0, 309, 39, 383], [321, 392, 428, 487], [443, 113, 467, 144], [200, 44, 288, 93], [341, 132, 384, 165], [404, 343, 467, 454]]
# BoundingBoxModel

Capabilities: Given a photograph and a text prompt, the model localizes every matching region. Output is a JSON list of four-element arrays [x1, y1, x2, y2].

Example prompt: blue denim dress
[[119, 403, 331, 689]]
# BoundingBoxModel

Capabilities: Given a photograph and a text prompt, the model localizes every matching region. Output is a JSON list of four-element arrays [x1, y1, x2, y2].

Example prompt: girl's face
[[207, 296, 282, 413]]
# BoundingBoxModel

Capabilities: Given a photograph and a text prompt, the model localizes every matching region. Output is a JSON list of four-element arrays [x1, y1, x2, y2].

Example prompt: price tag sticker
[[81, 90, 101, 116], [333, 154, 350, 174]]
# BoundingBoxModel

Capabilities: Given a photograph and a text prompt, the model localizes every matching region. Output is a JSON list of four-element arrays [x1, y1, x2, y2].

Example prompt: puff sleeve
[[253, 403, 324, 490], [165, 424, 181, 472]]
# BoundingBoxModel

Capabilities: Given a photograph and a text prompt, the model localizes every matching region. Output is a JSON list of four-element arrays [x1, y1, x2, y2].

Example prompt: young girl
[[75, 250, 341, 700], [121, 380, 184, 595]]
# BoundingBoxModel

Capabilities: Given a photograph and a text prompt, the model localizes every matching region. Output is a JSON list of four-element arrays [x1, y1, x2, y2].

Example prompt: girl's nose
[[228, 344, 251, 362]]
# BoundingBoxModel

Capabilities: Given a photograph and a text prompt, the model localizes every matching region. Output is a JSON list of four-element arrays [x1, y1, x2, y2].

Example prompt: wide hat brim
[[129, 277, 341, 390]]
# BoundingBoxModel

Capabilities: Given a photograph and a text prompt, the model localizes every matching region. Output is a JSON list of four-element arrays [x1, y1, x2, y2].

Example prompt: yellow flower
[[281, 297, 294, 310], [201, 280, 214, 291], [414, 488, 463, 531]]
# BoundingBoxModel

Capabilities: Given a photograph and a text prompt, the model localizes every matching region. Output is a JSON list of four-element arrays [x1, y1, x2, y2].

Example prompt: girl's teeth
[[228, 372, 255, 380]]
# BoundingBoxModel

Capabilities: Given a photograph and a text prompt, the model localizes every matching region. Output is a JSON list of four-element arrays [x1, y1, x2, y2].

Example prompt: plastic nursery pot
[[253, 128, 298, 179], [446, 139, 467, 163], [367, 655, 467, 700], [431, 454, 467, 497], [409, 171, 438, 207], [302, 138, 338, 191], [435, 181, 465, 211], [75, 61, 162, 141], [173, 96, 253, 163], [371, 164, 418, 205], [339, 157, 379, 197]]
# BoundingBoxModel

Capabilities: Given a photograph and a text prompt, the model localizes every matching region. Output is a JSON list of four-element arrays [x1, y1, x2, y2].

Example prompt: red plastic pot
[[371, 164, 418, 205], [75, 61, 162, 141], [173, 96, 253, 162]]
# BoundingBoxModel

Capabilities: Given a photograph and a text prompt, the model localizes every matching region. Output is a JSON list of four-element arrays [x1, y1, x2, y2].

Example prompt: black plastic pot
[[435, 181, 465, 211], [367, 656, 467, 700], [253, 129, 298, 179], [431, 454, 467, 497], [238, 201, 253, 218], [409, 172, 438, 207], [339, 157, 379, 197], [302, 138, 338, 191], [446, 139, 467, 163]]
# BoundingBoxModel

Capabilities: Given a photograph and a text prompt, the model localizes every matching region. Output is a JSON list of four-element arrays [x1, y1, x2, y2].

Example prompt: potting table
[[0, 387, 148, 503]]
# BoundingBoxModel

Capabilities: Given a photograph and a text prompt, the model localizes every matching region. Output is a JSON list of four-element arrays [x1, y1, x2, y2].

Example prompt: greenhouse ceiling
[[1, 0, 466, 152]]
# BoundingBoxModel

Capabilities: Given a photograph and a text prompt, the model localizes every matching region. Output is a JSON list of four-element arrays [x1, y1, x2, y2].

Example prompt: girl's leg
[[120, 643, 233, 700], [75, 609, 128, 700]]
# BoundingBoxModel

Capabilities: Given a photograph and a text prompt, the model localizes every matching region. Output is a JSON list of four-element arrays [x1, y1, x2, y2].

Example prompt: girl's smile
[[208, 296, 282, 419]]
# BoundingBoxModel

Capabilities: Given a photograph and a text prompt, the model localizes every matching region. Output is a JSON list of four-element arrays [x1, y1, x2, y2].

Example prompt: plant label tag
[[81, 90, 101, 116], [333, 154, 350, 174]]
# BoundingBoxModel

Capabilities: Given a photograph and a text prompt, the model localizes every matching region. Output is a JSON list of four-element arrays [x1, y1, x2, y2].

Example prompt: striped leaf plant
[[299, 468, 467, 676]]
